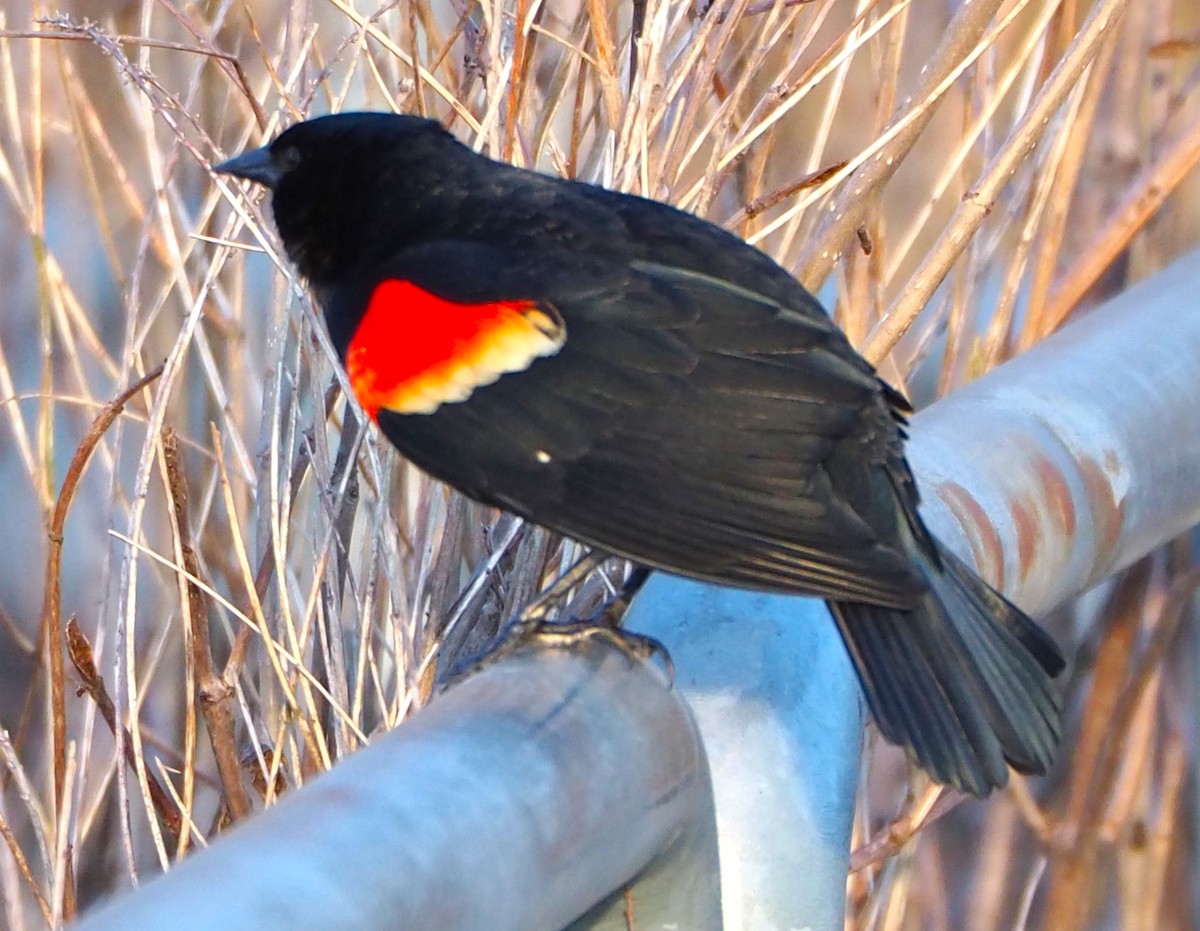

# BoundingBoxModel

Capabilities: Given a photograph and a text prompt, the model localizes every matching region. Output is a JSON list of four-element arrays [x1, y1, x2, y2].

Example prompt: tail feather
[[842, 597, 1008, 791], [829, 540, 1064, 796]]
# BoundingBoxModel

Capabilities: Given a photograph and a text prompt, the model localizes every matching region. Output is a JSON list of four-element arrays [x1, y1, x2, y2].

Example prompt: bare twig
[[797, 0, 1009, 285], [38, 363, 163, 918], [161, 428, 252, 823], [864, 0, 1133, 364], [849, 785, 961, 872], [1039, 114, 1200, 340], [64, 618, 183, 844]]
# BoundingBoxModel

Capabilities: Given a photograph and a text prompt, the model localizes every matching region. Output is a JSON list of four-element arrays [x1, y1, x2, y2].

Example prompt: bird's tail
[[828, 541, 1064, 796]]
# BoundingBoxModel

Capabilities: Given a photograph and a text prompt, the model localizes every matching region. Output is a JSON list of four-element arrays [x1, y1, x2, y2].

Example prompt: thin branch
[[39, 363, 163, 918], [64, 618, 183, 844], [2, 27, 266, 131], [864, 0, 1133, 363], [849, 786, 962, 872], [1039, 113, 1200, 341], [161, 428, 252, 822]]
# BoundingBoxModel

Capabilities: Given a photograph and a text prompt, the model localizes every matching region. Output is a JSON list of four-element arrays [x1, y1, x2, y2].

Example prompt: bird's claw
[[445, 614, 673, 687], [444, 568, 671, 687]]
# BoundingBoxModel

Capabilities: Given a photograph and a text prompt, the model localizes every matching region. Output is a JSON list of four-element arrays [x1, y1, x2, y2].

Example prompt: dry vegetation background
[[0, 0, 1198, 928]]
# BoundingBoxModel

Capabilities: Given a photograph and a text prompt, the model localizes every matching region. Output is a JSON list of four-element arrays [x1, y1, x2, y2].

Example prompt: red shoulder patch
[[346, 280, 566, 419]]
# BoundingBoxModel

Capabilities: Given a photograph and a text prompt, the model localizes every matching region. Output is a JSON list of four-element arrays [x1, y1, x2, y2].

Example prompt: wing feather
[[363, 248, 926, 606]]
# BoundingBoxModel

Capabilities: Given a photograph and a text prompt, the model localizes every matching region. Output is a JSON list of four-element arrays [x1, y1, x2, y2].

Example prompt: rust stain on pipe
[[1078, 453, 1126, 577], [1006, 451, 1077, 583], [1010, 494, 1040, 583], [1033, 452, 1076, 538], [936, 481, 1006, 591]]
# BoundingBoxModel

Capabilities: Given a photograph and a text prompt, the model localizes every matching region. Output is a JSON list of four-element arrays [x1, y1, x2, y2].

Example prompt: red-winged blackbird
[[216, 112, 1064, 796]]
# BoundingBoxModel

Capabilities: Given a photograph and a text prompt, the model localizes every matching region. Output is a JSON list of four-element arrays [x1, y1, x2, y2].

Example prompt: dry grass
[[0, 0, 1198, 928]]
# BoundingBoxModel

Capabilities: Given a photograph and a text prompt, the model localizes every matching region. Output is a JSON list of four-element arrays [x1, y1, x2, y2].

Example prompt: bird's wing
[[329, 244, 928, 606]]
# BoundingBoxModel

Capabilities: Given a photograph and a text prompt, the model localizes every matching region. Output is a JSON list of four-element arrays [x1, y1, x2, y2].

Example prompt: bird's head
[[215, 112, 473, 285]]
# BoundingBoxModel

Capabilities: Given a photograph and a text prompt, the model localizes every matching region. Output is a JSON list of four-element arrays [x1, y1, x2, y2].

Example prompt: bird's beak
[[214, 146, 281, 189]]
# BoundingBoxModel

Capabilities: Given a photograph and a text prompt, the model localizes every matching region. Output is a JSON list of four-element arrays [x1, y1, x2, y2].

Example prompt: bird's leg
[[524, 566, 672, 679], [504, 549, 611, 637], [446, 558, 669, 684], [591, 566, 650, 627]]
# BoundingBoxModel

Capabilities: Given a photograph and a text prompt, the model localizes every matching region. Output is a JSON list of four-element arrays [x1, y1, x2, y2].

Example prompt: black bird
[[216, 112, 1064, 795]]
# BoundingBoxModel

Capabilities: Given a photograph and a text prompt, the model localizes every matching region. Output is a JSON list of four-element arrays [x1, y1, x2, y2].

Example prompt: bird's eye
[[276, 146, 303, 172]]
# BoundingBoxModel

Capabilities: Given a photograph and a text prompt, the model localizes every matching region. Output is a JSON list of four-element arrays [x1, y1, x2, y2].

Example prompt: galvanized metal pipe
[[908, 250, 1200, 614], [73, 644, 719, 931]]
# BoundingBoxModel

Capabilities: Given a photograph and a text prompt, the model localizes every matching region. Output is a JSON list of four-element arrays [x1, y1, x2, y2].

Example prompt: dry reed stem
[[160, 429, 251, 823], [798, 0, 1008, 284], [0, 1, 1197, 927], [0, 789, 50, 926], [1043, 563, 1151, 929], [1038, 112, 1200, 340], [38, 363, 163, 917], [849, 785, 960, 872], [63, 618, 181, 845], [865, 0, 1133, 364], [1019, 20, 1120, 350]]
